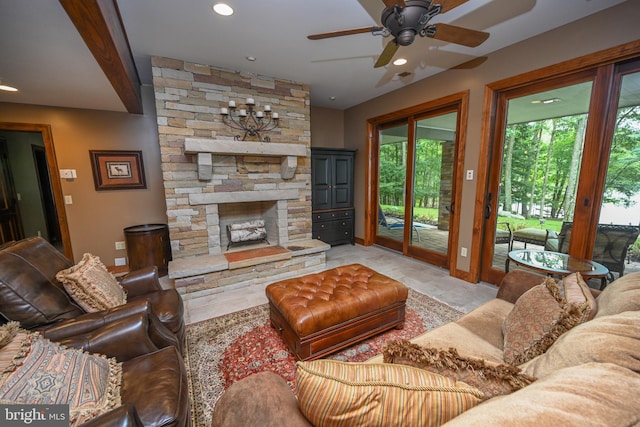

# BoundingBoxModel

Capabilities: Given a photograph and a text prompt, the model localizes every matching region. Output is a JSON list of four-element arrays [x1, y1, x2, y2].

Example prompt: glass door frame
[[364, 92, 469, 274], [478, 51, 640, 284]]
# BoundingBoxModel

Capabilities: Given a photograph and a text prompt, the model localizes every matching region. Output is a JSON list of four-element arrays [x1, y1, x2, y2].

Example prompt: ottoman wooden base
[[266, 264, 408, 361], [269, 301, 405, 361]]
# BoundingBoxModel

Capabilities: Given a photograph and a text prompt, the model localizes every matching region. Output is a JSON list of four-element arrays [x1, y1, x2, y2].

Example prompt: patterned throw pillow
[[383, 340, 536, 400], [296, 359, 484, 427], [0, 323, 122, 426], [502, 277, 587, 366], [56, 253, 127, 312]]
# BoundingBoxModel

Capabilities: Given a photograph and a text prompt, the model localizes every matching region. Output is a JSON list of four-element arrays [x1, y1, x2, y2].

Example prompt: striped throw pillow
[[296, 360, 484, 427]]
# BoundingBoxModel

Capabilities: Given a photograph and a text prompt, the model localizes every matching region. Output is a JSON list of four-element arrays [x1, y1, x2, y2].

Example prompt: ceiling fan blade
[[307, 26, 383, 40], [427, 23, 489, 47], [436, 0, 470, 14], [382, 0, 406, 8], [450, 56, 487, 69], [374, 40, 399, 68]]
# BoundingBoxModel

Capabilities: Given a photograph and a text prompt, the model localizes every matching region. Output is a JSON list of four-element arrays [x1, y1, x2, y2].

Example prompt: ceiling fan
[[307, 0, 490, 68]]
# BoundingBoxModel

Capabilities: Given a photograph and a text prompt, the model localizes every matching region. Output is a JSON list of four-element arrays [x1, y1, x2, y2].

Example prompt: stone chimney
[[151, 57, 329, 298]]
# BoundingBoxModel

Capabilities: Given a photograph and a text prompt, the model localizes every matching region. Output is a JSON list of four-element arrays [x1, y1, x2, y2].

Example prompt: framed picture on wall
[[89, 150, 146, 190]]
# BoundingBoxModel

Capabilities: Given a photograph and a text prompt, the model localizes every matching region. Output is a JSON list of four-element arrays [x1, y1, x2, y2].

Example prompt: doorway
[[0, 123, 72, 258], [367, 93, 468, 273]]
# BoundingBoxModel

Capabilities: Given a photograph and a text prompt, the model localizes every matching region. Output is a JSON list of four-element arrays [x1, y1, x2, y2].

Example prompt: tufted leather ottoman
[[265, 264, 408, 360]]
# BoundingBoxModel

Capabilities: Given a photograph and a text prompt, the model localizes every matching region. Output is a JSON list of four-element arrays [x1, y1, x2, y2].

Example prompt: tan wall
[[310, 106, 344, 148], [337, 1, 640, 275], [0, 86, 167, 265]]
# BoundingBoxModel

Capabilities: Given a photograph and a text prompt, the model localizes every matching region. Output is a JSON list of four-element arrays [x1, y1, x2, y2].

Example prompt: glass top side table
[[506, 249, 609, 289]]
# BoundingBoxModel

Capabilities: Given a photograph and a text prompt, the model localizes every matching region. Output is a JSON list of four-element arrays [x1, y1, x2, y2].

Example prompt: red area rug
[[185, 288, 463, 427]]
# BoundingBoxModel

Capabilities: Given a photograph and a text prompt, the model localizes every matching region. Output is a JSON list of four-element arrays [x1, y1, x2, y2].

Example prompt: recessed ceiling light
[[329, 96, 336, 101], [246, 56, 256, 62], [213, 3, 233, 16], [0, 84, 17, 92], [532, 97, 561, 104], [393, 58, 407, 66]]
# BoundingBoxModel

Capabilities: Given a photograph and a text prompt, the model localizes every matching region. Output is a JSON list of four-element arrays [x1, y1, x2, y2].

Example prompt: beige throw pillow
[[442, 363, 640, 427], [595, 271, 640, 317], [296, 360, 484, 427], [502, 277, 586, 365], [558, 272, 597, 321], [521, 310, 640, 379], [56, 253, 127, 312]]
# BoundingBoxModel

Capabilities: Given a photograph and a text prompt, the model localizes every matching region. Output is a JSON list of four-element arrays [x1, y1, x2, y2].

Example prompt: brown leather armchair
[[42, 302, 181, 360], [41, 311, 190, 427], [0, 237, 185, 351]]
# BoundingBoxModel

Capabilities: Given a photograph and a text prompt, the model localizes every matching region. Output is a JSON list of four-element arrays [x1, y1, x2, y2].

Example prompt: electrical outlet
[[114, 257, 127, 266], [461, 247, 468, 257], [64, 195, 73, 205], [115, 241, 126, 250]]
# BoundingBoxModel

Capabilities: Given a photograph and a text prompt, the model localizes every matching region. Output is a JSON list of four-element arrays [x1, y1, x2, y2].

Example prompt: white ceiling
[[0, 0, 629, 112]]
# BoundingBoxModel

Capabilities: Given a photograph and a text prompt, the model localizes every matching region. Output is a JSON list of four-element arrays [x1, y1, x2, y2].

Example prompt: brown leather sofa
[[0, 237, 185, 351], [38, 310, 191, 427]]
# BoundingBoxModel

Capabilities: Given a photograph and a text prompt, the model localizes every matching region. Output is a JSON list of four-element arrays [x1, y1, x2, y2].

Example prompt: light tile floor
[[179, 244, 498, 325]]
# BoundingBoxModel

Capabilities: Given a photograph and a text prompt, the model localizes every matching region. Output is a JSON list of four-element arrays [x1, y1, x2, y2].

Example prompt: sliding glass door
[[377, 122, 411, 248], [373, 101, 462, 270], [489, 79, 593, 272], [481, 59, 640, 283]]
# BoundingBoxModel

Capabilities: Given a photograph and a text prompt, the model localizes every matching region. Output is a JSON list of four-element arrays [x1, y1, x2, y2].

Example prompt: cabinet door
[[332, 154, 353, 209], [312, 153, 332, 210]]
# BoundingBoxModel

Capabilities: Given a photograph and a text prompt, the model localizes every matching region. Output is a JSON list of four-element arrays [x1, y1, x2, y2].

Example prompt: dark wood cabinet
[[124, 223, 172, 276], [311, 148, 356, 246]]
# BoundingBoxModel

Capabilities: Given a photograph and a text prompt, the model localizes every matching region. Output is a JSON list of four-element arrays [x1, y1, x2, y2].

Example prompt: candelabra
[[220, 98, 279, 142]]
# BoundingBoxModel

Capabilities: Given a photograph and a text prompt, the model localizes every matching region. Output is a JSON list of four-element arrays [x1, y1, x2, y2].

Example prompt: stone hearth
[[168, 239, 328, 299]]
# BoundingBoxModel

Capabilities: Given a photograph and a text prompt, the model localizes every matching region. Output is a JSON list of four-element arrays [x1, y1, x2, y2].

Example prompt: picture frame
[[89, 150, 147, 190]]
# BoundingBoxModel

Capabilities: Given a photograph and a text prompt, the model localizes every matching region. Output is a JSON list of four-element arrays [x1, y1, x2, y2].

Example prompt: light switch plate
[[60, 169, 77, 179]]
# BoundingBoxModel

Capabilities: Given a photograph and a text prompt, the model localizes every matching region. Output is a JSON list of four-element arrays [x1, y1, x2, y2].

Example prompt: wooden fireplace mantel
[[184, 138, 307, 180]]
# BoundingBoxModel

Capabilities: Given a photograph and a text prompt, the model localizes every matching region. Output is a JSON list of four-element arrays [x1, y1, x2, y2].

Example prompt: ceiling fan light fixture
[[396, 29, 416, 46], [393, 58, 407, 66], [212, 3, 233, 16]]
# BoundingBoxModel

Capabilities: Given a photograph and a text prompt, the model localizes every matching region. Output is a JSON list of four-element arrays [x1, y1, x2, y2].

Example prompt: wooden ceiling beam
[[59, 0, 143, 114]]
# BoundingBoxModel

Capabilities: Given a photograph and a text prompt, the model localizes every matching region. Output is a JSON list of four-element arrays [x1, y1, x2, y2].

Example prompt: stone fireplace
[[151, 57, 329, 298]]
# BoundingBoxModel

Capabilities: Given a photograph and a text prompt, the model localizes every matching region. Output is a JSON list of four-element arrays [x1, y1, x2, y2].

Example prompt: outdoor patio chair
[[544, 222, 640, 282], [495, 222, 512, 248], [378, 205, 421, 242]]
